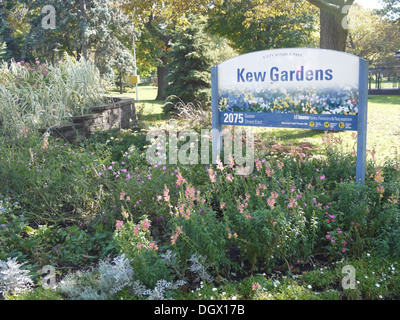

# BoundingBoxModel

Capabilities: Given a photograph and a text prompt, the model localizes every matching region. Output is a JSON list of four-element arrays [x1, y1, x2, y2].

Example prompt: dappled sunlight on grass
[[107, 85, 169, 126], [367, 96, 400, 163]]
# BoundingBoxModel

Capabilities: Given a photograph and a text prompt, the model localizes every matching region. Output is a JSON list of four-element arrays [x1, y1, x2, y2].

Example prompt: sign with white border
[[212, 48, 368, 184]]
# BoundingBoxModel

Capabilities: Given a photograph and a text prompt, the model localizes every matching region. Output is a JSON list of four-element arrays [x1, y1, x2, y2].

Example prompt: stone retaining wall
[[44, 98, 138, 142]]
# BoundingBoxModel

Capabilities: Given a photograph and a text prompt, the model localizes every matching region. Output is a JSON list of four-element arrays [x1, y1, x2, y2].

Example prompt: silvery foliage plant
[[0, 257, 34, 297], [142, 279, 186, 300], [57, 253, 187, 300], [187, 253, 214, 283], [97, 254, 137, 296], [57, 254, 141, 300]]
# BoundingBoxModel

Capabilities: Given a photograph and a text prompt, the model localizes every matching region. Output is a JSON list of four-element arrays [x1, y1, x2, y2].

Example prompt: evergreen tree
[[0, 3, 7, 61], [23, 0, 88, 62], [163, 15, 212, 113], [0, 12, 6, 61], [0, 42, 6, 61], [23, 0, 136, 77], [0, 1, 25, 61]]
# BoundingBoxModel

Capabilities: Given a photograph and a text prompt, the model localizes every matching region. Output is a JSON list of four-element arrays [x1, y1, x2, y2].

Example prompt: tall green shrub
[[163, 15, 213, 113]]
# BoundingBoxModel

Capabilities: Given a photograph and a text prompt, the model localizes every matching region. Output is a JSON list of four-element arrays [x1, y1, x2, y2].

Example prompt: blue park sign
[[211, 48, 369, 184]]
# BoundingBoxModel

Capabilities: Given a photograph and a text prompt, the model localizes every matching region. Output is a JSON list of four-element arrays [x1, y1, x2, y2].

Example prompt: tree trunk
[[119, 72, 124, 94], [319, 9, 348, 52], [156, 56, 169, 100]]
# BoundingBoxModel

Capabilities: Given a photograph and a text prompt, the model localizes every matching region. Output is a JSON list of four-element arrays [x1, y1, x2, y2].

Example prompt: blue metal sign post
[[211, 48, 369, 184], [356, 59, 369, 185], [211, 66, 222, 164]]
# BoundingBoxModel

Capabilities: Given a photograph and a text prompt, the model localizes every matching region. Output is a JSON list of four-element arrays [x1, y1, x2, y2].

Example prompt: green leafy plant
[[0, 198, 28, 261], [113, 215, 172, 288]]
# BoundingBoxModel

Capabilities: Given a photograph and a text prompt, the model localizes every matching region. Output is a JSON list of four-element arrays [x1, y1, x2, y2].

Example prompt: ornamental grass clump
[[0, 55, 111, 137]]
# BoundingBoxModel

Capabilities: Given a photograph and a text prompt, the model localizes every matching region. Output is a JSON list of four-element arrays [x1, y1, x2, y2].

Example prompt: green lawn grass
[[108, 85, 167, 126]]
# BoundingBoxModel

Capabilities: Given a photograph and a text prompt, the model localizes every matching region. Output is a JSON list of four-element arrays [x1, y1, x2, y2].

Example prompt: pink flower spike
[[252, 283, 261, 291], [320, 175, 326, 180], [116, 220, 124, 230], [141, 219, 151, 231]]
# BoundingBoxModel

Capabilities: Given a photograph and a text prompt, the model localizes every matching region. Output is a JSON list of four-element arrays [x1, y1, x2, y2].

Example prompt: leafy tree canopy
[[121, 0, 222, 25], [378, 0, 400, 20], [207, 0, 318, 54], [347, 3, 400, 67]]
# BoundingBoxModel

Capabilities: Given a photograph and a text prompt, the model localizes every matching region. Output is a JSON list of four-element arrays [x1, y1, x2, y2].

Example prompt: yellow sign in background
[[129, 75, 140, 84]]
